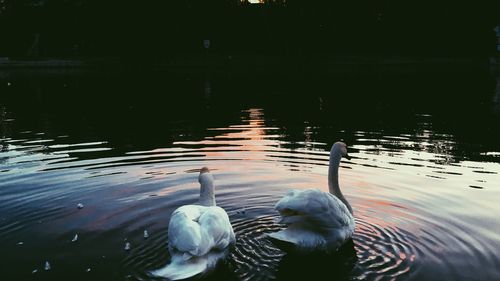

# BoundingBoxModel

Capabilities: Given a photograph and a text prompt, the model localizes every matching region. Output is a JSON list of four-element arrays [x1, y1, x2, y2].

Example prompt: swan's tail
[[150, 254, 207, 280], [150, 252, 226, 280], [268, 230, 298, 252]]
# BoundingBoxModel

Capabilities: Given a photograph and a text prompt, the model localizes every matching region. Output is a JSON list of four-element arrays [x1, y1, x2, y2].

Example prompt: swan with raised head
[[268, 141, 355, 252], [150, 167, 235, 280]]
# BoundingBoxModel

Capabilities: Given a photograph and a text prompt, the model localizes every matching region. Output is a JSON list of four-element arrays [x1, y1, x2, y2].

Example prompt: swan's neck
[[328, 150, 353, 214], [198, 173, 216, 206]]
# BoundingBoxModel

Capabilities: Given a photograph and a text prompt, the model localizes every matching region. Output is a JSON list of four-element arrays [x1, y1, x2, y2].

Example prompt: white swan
[[268, 141, 355, 252], [150, 167, 235, 280]]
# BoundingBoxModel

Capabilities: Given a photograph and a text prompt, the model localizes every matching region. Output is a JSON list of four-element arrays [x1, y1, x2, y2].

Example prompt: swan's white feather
[[150, 247, 228, 280], [168, 205, 235, 257], [150, 254, 208, 280], [150, 169, 235, 280], [269, 189, 354, 251], [269, 142, 355, 252]]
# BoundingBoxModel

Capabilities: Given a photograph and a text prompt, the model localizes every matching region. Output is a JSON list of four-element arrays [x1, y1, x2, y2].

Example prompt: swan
[[150, 167, 235, 280], [268, 141, 355, 252]]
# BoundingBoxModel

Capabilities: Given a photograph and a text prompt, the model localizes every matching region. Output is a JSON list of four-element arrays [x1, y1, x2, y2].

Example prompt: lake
[[1, 65, 500, 280]]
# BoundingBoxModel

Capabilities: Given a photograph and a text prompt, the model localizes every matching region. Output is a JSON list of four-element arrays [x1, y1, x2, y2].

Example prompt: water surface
[[1, 67, 500, 280]]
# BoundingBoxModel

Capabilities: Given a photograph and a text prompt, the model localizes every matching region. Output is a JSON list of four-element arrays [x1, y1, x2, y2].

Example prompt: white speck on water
[[17, 241, 24, 245], [77, 203, 84, 209], [124, 242, 131, 251], [44, 261, 51, 271], [32, 269, 38, 274], [143, 230, 149, 238], [86, 268, 91, 272], [71, 234, 78, 242]]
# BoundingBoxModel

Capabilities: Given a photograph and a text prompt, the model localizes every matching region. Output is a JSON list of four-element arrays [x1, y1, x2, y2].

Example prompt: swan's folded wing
[[168, 205, 234, 257], [324, 193, 354, 227], [296, 191, 353, 230], [198, 206, 235, 250], [168, 206, 203, 256], [275, 189, 322, 213]]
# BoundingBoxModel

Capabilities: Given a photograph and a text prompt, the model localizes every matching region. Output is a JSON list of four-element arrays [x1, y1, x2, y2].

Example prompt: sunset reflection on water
[[1, 69, 500, 280]]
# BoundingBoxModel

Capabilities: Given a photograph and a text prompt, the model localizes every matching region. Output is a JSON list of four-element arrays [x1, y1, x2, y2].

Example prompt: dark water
[[1, 66, 500, 281]]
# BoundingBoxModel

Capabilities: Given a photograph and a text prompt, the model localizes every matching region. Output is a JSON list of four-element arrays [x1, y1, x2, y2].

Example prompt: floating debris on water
[[71, 234, 78, 242], [143, 230, 149, 238], [86, 268, 91, 272], [44, 261, 51, 271], [124, 242, 131, 251], [77, 203, 84, 209], [32, 269, 38, 274], [17, 241, 24, 245]]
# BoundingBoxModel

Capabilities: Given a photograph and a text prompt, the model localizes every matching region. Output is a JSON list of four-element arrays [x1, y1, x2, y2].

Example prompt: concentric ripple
[[230, 216, 285, 281], [119, 212, 424, 281], [1, 102, 500, 281], [352, 218, 419, 280], [229, 212, 421, 281]]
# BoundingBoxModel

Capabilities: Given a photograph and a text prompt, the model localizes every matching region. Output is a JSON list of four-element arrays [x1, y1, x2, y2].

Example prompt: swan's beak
[[344, 154, 352, 160]]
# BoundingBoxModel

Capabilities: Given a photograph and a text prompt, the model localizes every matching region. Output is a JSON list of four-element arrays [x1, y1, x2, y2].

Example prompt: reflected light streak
[[203, 108, 278, 161]]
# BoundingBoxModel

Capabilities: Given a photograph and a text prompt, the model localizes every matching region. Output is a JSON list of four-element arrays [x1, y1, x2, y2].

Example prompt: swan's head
[[198, 167, 216, 206], [332, 141, 351, 160], [198, 167, 212, 182]]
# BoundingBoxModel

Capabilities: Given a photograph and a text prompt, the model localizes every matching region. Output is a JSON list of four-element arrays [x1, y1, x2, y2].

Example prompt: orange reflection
[[201, 108, 278, 161]]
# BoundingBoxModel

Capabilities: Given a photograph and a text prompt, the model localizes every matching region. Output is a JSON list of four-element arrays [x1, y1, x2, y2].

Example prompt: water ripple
[[231, 216, 285, 281], [1, 105, 500, 281]]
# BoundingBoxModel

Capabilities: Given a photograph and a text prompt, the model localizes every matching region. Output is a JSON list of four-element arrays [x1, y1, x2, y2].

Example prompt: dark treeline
[[0, 0, 498, 59]]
